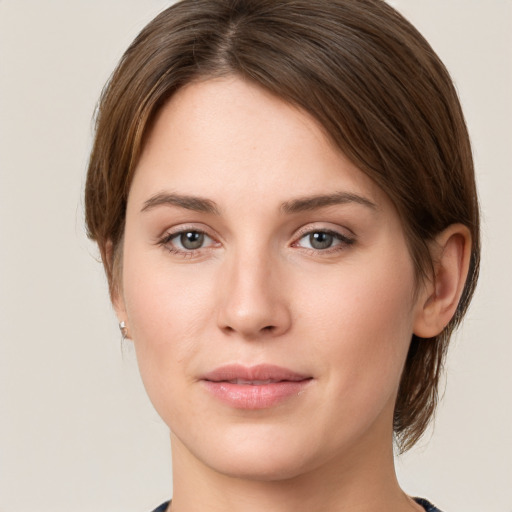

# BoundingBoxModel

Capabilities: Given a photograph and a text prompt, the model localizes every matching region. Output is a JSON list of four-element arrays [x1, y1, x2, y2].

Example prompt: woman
[[85, 1, 479, 511]]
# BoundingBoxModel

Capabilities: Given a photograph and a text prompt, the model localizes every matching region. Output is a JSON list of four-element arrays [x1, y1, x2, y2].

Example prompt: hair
[[85, 0, 480, 452]]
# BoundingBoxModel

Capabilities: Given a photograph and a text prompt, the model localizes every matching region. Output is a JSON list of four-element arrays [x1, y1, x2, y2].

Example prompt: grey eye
[[296, 229, 354, 251], [308, 232, 334, 249], [179, 231, 205, 250]]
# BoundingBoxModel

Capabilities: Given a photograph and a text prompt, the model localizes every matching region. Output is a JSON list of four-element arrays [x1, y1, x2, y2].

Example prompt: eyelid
[[164, 230, 214, 246], [292, 222, 355, 241], [156, 222, 218, 241]]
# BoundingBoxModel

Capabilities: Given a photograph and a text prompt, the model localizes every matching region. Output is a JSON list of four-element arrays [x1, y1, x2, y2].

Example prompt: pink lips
[[201, 364, 312, 409]]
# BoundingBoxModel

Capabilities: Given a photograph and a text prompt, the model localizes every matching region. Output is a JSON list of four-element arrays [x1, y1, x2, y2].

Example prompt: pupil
[[181, 231, 204, 249], [310, 232, 333, 249]]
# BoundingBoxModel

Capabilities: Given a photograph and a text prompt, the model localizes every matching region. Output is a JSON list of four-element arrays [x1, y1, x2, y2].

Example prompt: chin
[[206, 449, 315, 482], [175, 421, 329, 482]]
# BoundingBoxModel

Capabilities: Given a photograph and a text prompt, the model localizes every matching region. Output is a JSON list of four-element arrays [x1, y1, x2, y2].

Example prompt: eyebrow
[[141, 192, 220, 214], [141, 191, 377, 215], [280, 192, 377, 214]]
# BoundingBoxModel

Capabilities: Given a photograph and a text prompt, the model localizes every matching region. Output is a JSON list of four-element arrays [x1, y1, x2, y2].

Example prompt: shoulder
[[415, 497, 444, 512]]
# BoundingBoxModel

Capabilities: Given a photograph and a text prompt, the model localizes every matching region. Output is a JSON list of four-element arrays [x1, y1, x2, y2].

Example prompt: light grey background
[[0, 1, 510, 511]]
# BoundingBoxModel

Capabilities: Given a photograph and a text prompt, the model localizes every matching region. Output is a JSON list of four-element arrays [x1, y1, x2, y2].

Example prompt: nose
[[216, 250, 292, 340]]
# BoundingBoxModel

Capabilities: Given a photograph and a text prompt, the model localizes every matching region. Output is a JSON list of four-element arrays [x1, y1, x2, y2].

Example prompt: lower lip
[[202, 380, 312, 409]]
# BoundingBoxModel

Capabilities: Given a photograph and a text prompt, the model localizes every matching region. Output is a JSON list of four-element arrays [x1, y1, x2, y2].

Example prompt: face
[[117, 77, 424, 480]]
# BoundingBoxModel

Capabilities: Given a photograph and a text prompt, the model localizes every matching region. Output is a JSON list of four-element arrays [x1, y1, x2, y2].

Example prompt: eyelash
[[157, 227, 355, 258]]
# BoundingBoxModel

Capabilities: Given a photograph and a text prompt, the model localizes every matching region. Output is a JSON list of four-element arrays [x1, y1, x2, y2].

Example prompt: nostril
[[221, 324, 276, 335]]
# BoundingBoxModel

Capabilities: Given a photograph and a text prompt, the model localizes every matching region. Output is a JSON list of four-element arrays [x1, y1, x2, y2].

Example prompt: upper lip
[[201, 364, 311, 383]]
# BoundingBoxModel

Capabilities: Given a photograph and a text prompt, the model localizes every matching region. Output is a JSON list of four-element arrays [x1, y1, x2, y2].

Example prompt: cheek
[[120, 247, 216, 396], [296, 252, 416, 402]]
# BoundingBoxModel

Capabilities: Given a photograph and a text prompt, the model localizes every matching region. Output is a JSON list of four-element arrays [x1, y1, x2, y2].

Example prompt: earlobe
[[413, 224, 472, 338]]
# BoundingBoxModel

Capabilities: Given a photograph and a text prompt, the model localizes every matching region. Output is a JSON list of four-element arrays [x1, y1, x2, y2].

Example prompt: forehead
[[129, 77, 388, 212]]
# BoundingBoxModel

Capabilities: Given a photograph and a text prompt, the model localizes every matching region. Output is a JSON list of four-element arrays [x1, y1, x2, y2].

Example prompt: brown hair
[[85, 0, 480, 452]]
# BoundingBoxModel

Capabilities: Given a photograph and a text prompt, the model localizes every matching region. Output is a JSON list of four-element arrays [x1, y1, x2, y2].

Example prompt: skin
[[113, 77, 470, 512]]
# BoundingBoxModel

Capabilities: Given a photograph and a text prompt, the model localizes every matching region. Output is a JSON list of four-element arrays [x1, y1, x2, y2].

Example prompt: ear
[[413, 224, 472, 338]]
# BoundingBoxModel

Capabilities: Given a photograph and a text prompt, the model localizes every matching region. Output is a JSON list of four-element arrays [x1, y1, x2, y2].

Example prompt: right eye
[[175, 231, 207, 250], [159, 229, 217, 255]]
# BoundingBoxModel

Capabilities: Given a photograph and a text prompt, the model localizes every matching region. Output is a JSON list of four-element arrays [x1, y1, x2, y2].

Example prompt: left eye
[[296, 230, 351, 250]]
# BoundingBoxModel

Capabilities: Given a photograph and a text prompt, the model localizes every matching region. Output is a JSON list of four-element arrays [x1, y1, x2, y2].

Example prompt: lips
[[201, 364, 312, 409]]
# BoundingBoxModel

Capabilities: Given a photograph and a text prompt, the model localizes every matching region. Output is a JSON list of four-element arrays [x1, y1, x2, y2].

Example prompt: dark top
[[414, 497, 443, 512], [151, 497, 442, 511], [151, 502, 169, 512]]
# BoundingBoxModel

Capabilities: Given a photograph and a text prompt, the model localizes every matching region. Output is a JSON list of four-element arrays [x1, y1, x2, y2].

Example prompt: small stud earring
[[119, 321, 128, 341]]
